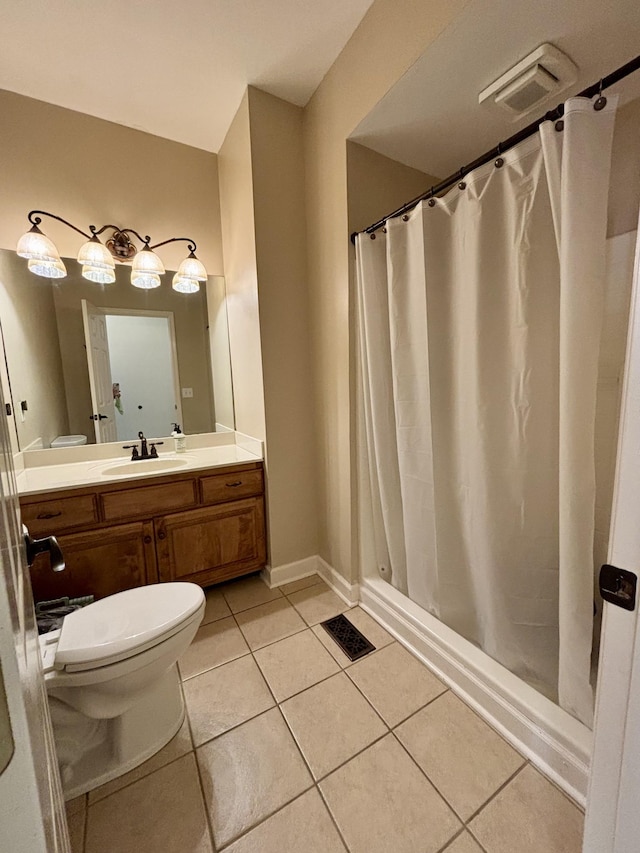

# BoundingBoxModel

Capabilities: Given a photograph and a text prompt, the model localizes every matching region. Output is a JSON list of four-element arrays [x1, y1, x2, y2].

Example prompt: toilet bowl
[[40, 582, 205, 799], [50, 434, 88, 448]]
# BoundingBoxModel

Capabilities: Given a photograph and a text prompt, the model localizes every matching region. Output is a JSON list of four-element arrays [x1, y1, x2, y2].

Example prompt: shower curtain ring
[[495, 143, 504, 169], [594, 79, 607, 111], [458, 168, 466, 190], [428, 189, 436, 207]]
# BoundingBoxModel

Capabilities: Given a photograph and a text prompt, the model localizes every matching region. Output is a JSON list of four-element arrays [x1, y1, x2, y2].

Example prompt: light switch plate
[[181, 387, 193, 398]]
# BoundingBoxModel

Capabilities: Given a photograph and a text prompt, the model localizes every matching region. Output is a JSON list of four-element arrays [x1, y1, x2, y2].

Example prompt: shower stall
[[354, 93, 637, 804]]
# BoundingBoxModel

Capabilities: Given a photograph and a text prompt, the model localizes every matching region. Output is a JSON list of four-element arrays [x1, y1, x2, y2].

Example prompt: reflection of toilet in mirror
[[40, 582, 205, 798], [50, 435, 87, 449]]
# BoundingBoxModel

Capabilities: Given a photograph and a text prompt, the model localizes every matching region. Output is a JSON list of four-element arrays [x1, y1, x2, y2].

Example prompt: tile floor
[[66, 572, 584, 853]]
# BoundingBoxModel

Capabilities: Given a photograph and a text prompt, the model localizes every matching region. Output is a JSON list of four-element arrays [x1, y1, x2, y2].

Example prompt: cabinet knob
[[144, 535, 152, 544], [158, 531, 166, 540]]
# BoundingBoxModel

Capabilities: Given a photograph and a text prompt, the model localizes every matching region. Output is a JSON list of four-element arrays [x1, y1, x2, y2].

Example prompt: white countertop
[[16, 442, 262, 497]]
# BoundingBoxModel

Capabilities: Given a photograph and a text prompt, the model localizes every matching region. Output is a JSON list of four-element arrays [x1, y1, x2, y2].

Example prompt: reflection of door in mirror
[[103, 312, 182, 441], [81, 300, 117, 443]]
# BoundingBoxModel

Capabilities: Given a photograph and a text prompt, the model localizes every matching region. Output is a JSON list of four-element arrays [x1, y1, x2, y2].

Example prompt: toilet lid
[[55, 583, 204, 667]]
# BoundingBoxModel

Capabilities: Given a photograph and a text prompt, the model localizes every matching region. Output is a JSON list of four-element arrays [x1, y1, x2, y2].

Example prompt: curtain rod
[[350, 53, 640, 245]]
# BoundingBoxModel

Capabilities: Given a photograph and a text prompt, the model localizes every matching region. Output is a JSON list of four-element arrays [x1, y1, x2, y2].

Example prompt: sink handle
[[24, 530, 66, 572], [149, 442, 164, 459]]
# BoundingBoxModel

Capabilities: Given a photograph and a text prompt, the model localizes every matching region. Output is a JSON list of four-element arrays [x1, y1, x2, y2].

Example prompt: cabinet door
[[29, 520, 157, 604], [156, 498, 267, 586]]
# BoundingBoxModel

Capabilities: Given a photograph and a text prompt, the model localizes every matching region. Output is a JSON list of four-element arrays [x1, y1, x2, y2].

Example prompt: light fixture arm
[[149, 236, 197, 254], [27, 210, 93, 240]]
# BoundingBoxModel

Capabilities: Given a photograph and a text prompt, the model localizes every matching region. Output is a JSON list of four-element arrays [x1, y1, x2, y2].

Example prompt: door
[[584, 223, 640, 850], [0, 382, 69, 849], [81, 299, 116, 443]]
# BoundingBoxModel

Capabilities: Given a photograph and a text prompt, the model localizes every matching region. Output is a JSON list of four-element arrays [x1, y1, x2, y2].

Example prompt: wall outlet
[[181, 387, 193, 398]]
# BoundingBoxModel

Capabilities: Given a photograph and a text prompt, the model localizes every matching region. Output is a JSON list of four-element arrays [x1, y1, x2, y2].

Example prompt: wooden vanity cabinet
[[20, 461, 266, 603]]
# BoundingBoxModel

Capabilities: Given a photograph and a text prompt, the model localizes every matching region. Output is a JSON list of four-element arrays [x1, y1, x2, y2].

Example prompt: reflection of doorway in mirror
[[103, 311, 182, 441]]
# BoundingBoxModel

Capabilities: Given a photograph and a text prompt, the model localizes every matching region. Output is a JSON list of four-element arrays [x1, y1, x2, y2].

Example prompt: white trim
[[261, 555, 360, 607], [316, 557, 360, 606], [360, 576, 591, 806], [261, 556, 319, 589]]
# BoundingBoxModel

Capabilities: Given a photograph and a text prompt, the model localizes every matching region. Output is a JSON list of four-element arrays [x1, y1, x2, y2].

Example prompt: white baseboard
[[360, 577, 590, 807], [261, 556, 319, 589], [316, 557, 360, 607], [261, 555, 360, 607]]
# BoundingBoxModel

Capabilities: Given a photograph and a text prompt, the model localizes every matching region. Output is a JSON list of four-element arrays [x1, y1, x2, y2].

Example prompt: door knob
[[23, 530, 65, 572]]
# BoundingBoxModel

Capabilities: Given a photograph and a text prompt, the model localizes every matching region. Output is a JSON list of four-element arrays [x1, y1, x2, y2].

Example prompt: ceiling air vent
[[479, 44, 578, 117]]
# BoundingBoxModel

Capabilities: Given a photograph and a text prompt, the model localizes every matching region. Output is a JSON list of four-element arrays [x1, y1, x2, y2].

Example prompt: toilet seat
[[53, 583, 204, 672]]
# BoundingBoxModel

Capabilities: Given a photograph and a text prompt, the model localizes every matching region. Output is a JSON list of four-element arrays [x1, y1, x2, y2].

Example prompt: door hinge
[[599, 564, 637, 611], [5, 403, 11, 416]]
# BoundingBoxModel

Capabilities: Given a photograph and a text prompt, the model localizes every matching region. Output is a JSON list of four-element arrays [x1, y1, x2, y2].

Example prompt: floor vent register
[[321, 613, 376, 661]]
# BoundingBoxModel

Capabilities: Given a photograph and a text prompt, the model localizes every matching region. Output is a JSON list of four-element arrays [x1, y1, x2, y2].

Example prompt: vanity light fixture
[[16, 210, 207, 293]]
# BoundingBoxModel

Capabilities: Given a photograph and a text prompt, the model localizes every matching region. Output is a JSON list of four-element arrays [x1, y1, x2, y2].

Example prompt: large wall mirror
[[0, 249, 234, 451]]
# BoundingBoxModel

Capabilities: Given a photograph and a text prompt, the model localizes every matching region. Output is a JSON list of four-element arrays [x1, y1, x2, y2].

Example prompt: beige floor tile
[[89, 717, 193, 803], [253, 628, 340, 701], [85, 753, 212, 853], [444, 830, 486, 853], [67, 808, 85, 853], [184, 654, 274, 745], [224, 789, 347, 853], [179, 616, 249, 679], [347, 642, 447, 726], [287, 585, 347, 626], [469, 765, 584, 853], [221, 573, 282, 613], [344, 606, 395, 650], [281, 672, 387, 779], [235, 597, 306, 650], [201, 586, 231, 624], [197, 707, 312, 848], [396, 691, 525, 819], [280, 574, 325, 595], [320, 734, 460, 853]]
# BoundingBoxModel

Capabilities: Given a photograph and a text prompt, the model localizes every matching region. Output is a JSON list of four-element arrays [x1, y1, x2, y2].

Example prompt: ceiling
[[351, 0, 640, 179], [0, 0, 375, 152]]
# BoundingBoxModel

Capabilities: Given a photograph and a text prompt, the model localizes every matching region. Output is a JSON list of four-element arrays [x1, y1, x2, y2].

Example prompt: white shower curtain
[[356, 96, 617, 726]]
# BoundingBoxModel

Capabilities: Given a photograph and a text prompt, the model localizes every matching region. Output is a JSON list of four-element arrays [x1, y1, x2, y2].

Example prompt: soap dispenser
[[171, 423, 186, 454]]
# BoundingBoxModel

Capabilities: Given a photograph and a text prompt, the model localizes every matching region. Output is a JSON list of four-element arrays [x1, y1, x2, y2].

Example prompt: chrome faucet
[[123, 431, 164, 461]]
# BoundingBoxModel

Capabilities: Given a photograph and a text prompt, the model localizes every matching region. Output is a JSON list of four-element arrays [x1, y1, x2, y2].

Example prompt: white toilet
[[40, 582, 205, 799], [50, 434, 88, 448]]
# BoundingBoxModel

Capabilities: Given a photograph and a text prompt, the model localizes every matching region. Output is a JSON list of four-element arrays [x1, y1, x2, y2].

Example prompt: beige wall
[[303, 0, 470, 581], [608, 96, 640, 238], [0, 89, 223, 273], [347, 141, 438, 235], [248, 87, 318, 566], [218, 92, 267, 443], [0, 251, 68, 449]]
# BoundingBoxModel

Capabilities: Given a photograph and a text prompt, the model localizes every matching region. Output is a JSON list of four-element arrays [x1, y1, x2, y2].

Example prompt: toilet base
[[56, 663, 185, 800]]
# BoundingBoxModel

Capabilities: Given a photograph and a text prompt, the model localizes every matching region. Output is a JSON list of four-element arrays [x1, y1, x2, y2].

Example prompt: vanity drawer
[[21, 494, 99, 536], [200, 468, 264, 505], [100, 478, 198, 522]]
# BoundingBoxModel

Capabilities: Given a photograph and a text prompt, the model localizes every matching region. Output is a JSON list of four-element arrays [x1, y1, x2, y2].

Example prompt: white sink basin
[[97, 457, 192, 477]]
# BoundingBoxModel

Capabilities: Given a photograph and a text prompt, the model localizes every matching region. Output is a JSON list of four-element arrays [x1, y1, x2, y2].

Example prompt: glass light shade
[[82, 264, 116, 284], [17, 227, 61, 262], [77, 238, 115, 271], [131, 247, 165, 275], [28, 257, 67, 278], [176, 253, 207, 282], [131, 271, 161, 289], [172, 272, 200, 294]]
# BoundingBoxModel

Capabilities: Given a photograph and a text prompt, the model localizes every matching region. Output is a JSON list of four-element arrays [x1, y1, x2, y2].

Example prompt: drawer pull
[[226, 481, 243, 487], [37, 511, 63, 520]]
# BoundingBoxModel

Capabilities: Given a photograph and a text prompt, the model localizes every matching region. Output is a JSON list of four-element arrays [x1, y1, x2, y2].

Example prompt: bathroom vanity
[[19, 452, 266, 603]]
